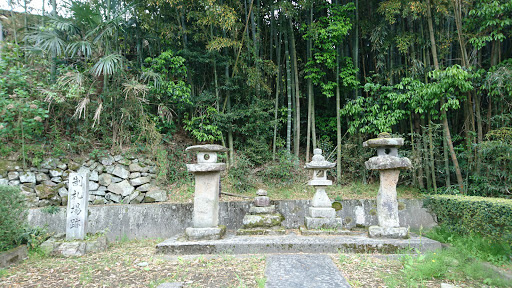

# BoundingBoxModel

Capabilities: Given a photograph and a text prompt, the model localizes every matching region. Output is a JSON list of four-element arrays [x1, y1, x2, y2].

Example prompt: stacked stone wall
[[0, 155, 167, 207]]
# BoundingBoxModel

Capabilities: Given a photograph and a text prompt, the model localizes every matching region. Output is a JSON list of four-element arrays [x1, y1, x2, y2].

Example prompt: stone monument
[[185, 144, 228, 240], [66, 171, 89, 240], [363, 132, 412, 238], [237, 189, 285, 235], [302, 149, 342, 231]]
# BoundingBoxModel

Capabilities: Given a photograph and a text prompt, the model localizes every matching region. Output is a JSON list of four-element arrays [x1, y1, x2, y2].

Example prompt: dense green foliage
[[0, 185, 27, 251], [1, 0, 512, 196], [425, 195, 512, 246]]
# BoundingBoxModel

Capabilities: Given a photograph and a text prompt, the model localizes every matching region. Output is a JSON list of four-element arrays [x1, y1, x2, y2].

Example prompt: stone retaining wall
[[0, 155, 167, 207], [28, 199, 437, 241]]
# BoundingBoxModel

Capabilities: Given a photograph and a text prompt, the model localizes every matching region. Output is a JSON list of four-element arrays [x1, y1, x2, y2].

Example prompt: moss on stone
[[398, 202, 406, 211], [331, 201, 342, 211], [369, 208, 377, 216]]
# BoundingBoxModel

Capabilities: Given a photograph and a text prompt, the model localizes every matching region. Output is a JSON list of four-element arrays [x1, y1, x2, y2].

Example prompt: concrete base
[[305, 217, 343, 229], [185, 226, 226, 241], [299, 226, 355, 236], [236, 226, 286, 236], [156, 231, 442, 255], [368, 226, 409, 239]]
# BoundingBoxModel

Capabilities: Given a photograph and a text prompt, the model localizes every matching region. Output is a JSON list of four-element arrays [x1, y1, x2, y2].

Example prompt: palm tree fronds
[[91, 53, 124, 77], [73, 97, 90, 119]]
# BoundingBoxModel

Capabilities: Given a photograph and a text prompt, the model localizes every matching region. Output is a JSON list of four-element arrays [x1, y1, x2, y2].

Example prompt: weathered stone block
[[0, 245, 27, 268], [308, 207, 336, 218], [105, 193, 122, 203], [98, 173, 112, 186], [254, 196, 270, 207], [368, 226, 408, 239], [249, 205, 276, 214], [107, 180, 134, 197], [185, 226, 226, 241], [304, 217, 342, 230], [35, 173, 49, 183], [129, 172, 141, 179], [35, 184, 56, 199], [144, 188, 167, 202], [49, 169, 63, 178], [129, 163, 143, 172], [136, 183, 152, 192], [112, 165, 130, 179], [7, 171, 19, 180], [89, 171, 99, 182], [130, 176, 150, 187], [19, 172, 36, 184], [242, 214, 284, 228]]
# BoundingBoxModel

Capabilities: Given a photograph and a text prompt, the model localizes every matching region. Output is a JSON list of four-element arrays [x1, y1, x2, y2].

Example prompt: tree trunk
[[273, 26, 282, 160], [289, 18, 301, 159], [428, 114, 437, 193], [427, 0, 464, 193], [415, 113, 425, 189], [422, 118, 432, 191], [284, 25, 292, 153], [336, 47, 342, 184], [352, 0, 359, 99], [306, 5, 313, 162]]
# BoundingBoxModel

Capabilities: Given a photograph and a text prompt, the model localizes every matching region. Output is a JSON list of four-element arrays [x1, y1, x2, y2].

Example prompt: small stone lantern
[[363, 133, 412, 238], [303, 149, 342, 230], [185, 144, 228, 240]]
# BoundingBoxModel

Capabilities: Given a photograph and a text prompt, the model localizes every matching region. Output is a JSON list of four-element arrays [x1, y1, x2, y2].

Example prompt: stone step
[[155, 231, 442, 255]]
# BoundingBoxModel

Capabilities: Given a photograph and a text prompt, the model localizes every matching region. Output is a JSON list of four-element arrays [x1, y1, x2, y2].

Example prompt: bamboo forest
[[1, 0, 511, 198]]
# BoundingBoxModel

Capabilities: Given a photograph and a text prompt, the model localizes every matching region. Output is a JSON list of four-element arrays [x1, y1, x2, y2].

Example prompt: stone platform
[[156, 231, 441, 255]]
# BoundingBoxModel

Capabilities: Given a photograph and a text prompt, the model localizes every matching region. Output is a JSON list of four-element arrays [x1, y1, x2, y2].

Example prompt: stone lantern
[[363, 133, 412, 238], [303, 149, 342, 230], [185, 144, 228, 240]]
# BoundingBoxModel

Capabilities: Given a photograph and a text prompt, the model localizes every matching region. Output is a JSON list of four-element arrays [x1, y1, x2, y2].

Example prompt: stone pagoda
[[363, 133, 412, 238], [302, 149, 342, 231], [237, 189, 285, 235], [184, 144, 227, 241]]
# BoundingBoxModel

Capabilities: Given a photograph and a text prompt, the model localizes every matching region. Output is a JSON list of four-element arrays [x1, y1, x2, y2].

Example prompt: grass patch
[[427, 225, 512, 266], [385, 248, 511, 287]]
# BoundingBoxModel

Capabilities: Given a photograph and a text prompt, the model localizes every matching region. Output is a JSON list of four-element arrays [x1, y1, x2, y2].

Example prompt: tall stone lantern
[[185, 144, 228, 240], [304, 149, 342, 230], [363, 133, 412, 238]]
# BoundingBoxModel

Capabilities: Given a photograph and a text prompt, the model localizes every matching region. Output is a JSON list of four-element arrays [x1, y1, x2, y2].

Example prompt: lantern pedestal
[[184, 145, 227, 241], [363, 133, 412, 239]]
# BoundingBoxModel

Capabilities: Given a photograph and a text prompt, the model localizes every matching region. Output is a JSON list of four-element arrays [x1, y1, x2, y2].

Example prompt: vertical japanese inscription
[[66, 172, 89, 240]]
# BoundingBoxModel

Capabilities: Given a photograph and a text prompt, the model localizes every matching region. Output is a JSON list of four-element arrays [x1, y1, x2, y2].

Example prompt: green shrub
[[228, 153, 255, 192], [425, 195, 512, 246], [260, 150, 302, 186], [0, 185, 27, 251]]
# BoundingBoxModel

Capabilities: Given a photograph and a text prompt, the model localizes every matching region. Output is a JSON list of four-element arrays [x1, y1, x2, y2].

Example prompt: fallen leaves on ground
[[2, 240, 265, 288]]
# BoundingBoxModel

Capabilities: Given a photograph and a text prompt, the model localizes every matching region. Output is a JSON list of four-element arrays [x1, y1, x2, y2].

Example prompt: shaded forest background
[[1, 0, 511, 198]]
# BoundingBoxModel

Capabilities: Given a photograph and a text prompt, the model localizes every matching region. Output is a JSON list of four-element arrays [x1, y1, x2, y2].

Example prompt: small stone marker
[[66, 171, 89, 240], [363, 132, 412, 238], [237, 189, 285, 235]]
